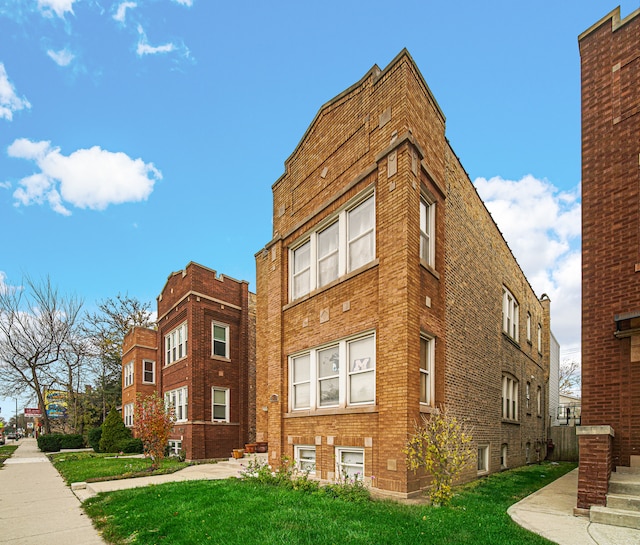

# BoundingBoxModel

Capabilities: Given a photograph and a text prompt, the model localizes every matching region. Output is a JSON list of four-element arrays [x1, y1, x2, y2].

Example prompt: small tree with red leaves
[[133, 392, 175, 470]]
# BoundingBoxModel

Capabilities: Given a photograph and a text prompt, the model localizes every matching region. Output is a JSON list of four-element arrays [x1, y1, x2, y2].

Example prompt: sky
[[1, 0, 639, 414]]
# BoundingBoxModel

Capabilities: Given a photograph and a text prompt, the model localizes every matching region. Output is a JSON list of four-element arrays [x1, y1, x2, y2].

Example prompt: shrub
[[323, 471, 370, 503], [133, 393, 175, 470], [117, 438, 144, 454], [59, 434, 85, 449], [99, 408, 132, 453], [88, 427, 102, 453], [38, 434, 62, 452]]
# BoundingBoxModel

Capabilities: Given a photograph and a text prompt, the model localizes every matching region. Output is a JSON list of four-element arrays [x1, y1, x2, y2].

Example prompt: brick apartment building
[[122, 262, 256, 460], [577, 7, 640, 509], [256, 50, 551, 497]]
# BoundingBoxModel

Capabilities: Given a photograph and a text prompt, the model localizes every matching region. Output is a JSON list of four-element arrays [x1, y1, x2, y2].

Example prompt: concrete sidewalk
[[0, 438, 106, 545], [509, 467, 640, 545]]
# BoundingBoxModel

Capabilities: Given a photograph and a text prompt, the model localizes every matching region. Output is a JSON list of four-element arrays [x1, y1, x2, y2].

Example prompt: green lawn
[[0, 444, 19, 468], [83, 462, 576, 545], [50, 451, 189, 484]]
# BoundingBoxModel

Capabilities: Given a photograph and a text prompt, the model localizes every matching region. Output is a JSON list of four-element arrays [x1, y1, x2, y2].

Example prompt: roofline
[[157, 261, 249, 302], [578, 6, 640, 42]]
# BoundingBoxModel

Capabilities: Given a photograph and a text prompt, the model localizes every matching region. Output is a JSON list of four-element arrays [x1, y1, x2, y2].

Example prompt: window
[[212, 387, 229, 422], [289, 332, 375, 411], [165, 386, 188, 422], [289, 193, 375, 301], [537, 324, 542, 353], [537, 386, 542, 416], [420, 335, 435, 406], [143, 360, 155, 384], [165, 322, 188, 365], [124, 361, 134, 388], [501, 444, 508, 469], [502, 375, 519, 421], [502, 288, 519, 341], [526, 381, 531, 411], [477, 445, 489, 474], [212, 323, 229, 358], [420, 197, 435, 267], [123, 403, 134, 427], [526, 312, 531, 342], [526, 442, 531, 464], [336, 447, 364, 480], [295, 446, 316, 474], [168, 440, 182, 456]]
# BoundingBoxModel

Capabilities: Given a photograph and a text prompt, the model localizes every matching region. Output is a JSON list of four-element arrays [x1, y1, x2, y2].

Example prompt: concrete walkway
[[509, 467, 640, 545], [0, 439, 106, 545]]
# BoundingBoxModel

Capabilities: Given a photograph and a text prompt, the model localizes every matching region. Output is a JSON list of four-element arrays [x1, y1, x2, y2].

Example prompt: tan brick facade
[[122, 262, 256, 461], [578, 7, 640, 508], [256, 50, 550, 497]]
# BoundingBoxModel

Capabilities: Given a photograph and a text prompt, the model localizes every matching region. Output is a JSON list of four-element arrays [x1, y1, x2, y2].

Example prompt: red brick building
[[256, 50, 550, 497], [577, 7, 640, 510], [122, 262, 256, 460]]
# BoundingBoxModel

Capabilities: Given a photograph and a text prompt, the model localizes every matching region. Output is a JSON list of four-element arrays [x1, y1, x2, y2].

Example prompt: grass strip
[[83, 461, 576, 545], [0, 444, 19, 468]]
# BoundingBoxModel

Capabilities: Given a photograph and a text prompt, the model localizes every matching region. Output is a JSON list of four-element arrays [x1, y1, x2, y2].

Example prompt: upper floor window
[[502, 287, 519, 341], [165, 386, 188, 422], [124, 361, 134, 388], [537, 386, 542, 416], [502, 374, 519, 421], [526, 312, 531, 342], [123, 403, 134, 427], [537, 324, 542, 353], [420, 196, 435, 267], [212, 387, 229, 422], [289, 332, 376, 411], [420, 335, 435, 406], [142, 360, 155, 384], [165, 322, 188, 365], [212, 323, 229, 358], [289, 193, 375, 301]]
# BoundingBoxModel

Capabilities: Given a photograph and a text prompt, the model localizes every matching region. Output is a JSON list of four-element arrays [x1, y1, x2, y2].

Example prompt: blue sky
[[1, 0, 638, 412]]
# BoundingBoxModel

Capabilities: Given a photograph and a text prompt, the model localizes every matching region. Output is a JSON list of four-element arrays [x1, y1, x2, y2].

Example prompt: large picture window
[[289, 332, 375, 411], [165, 322, 188, 365], [165, 386, 188, 422], [289, 193, 375, 301]]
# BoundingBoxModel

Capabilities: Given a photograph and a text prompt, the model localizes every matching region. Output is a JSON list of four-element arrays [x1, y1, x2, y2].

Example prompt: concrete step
[[609, 473, 640, 496], [591, 505, 640, 530], [630, 455, 640, 468], [615, 466, 640, 475], [607, 493, 640, 512]]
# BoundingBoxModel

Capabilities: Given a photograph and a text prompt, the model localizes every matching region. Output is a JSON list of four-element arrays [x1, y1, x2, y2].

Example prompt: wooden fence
[[547, 426, 579, 462]]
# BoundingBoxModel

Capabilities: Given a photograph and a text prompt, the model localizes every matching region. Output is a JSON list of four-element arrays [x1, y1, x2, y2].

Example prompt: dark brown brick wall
[[257, 50, 550, 496]]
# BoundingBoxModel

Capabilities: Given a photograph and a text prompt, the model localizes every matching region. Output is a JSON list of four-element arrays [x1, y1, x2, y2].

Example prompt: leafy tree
[[82, 294, 153, 419], [99, 407, 131, 453], [559, 358, 581, 396], [133, 392, 175, 470], [0, 276, 82, 434], [403, 407, 474, 506]]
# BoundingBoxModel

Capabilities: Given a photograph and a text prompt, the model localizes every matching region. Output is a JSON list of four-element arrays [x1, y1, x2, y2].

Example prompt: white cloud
[[474, 175, 581, 351], [136, 24, 175, 56], [0, 63, 31, 121], [8, 138, 162, 215], [172, 0, 193, 6], [113, 1, 137, 23], [37, 0, 76, 19], [46, 47, 75, 67]]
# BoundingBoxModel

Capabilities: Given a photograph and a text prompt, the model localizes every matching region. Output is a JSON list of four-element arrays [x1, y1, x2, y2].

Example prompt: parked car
[[6, 433, 16, 440]]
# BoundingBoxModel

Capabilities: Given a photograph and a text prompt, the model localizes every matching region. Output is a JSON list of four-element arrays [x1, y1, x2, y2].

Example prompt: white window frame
[[124, 361, 134, 388], [477, 445, 489, 474], [294, 445, 316, 475], [502, 374, 519, 421], [502, 287, 519, 341], [211, 387, 229, 422], [289, 192, 375, 301], [165, 386, 188, 422], [212, 322, 230, 359], [420, 334, 435, 406], [123, 402, 134, 427], [168, 439, 182, 456], [420, 196, 436, 267], [165, 322, 188, 365], [335, 447, 364, 481], [142, 360, 155, 384], [289, 332, 376, 411]]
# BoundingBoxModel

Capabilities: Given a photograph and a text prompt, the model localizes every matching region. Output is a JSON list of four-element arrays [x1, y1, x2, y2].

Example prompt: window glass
[[212, 388, 228, 421], [293, 242, 311, 298], [318, 222, 339, 286], [318, 345, 340, 406], [292, 354, 310, 409], [348, 336, 374, 403], [296, 446, 316, 473], [348, 197, 375, 271], [213, 324, 227, 357], [337, 448, 364, 480]]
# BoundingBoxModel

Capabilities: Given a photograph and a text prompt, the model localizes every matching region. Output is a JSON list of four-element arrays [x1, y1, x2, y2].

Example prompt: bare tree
[[0, 276, 82, 434], [82, 294, 153, 420], [559, 358, 581, 396]]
